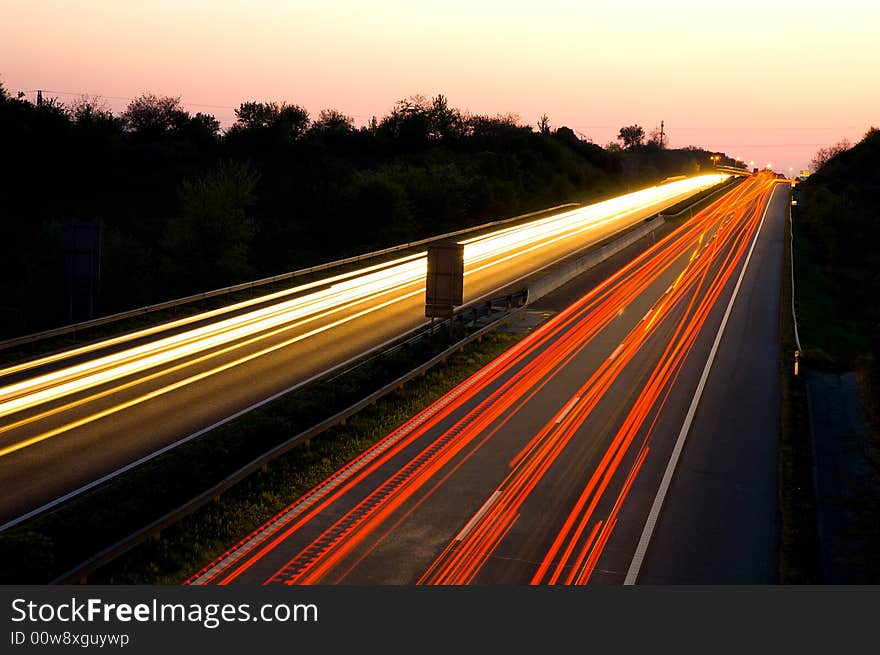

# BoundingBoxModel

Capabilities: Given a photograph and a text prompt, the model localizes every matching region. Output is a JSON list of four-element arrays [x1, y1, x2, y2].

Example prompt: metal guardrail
[[0, 205, 577, 352], [51, 293, 527, 584], [43, 178, 731, 582], [657, 177, 744, 220], [46, 176, 729, 583]]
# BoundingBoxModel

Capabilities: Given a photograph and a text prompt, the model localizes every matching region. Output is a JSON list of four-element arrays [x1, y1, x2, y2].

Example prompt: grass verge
[[0, 322, 521, 584], [92, 328, 522, 584], [778, 195, 822, 583]]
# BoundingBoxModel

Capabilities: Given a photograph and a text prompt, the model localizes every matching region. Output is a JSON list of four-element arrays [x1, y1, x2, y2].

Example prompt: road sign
[[425, 241, 464, 318]]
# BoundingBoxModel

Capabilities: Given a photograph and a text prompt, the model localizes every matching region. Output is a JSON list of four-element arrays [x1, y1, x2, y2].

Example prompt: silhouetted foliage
[[794, 127, 880, 431], [647, 125, 665, 149], [122, 94, 190, 138], [311, 109, 355, 134], [228, 101, 310, 147], [0, 86, 723, 337], [538, 114, 551, 135], [810, 138, 852, 173], [618, 124, 645, 149]]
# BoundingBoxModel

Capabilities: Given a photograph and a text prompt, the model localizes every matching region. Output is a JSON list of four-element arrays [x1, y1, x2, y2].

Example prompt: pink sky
[[2, 0, 877, 172]]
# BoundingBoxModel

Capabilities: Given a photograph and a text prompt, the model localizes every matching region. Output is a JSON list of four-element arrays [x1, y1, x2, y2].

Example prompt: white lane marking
[[608, 343, 625, 361], [623, 184, 779, 585], [456, 491, 502, 541], [556, 396, 581, 424], [0, 312, 436, 535]]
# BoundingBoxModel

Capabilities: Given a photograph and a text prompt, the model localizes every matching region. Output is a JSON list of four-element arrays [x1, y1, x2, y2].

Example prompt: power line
[[21, 88, 376, 121], [570, 123, 868, 132], [28, 89, 238, 110]]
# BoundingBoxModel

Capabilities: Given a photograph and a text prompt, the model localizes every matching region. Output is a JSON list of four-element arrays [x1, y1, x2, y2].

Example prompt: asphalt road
[[0, 176, 723, 526], [609, 181, 787, 584], [188, 172, 784, 585]]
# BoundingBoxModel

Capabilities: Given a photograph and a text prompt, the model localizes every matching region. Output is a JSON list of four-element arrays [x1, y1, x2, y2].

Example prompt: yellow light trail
[[0, 174, 727, 452]]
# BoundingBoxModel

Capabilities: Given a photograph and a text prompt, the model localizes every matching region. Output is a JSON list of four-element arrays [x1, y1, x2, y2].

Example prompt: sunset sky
[[2, 0, 877, 172]]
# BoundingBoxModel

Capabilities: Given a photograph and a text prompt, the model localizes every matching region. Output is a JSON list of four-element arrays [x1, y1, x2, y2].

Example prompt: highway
[[185, 171, 784, 585], [0, 174, 725, 527]]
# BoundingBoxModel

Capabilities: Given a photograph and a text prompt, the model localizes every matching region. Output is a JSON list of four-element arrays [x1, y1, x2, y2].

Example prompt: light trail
[[0, 174, 725, 459], [532, 187, 774, 585], [187, 174, 776, 586], [432, 179, 777, 586]]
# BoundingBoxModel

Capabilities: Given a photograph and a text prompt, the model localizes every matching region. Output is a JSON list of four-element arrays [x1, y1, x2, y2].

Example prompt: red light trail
[[187, 173, 782, 586]]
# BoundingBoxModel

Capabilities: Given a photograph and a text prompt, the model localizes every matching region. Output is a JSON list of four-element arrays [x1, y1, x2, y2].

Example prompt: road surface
[[186, 172, 784, 585], [0, 175, 724, 526]]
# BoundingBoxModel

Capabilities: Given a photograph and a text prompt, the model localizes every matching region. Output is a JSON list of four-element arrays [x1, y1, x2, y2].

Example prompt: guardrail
[[525, 216, 665, 304], [0, 205, 577, 352], [51, 292, 527, 584], [44, 177, 733, 582], [658, 177, 743, 220]]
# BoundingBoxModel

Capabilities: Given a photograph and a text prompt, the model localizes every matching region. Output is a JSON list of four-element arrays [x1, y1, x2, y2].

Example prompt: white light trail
[[0, 174, 727, 429]]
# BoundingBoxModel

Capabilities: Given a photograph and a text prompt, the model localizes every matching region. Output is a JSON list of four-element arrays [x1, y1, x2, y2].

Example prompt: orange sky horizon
[[2, 0, 877, 173]]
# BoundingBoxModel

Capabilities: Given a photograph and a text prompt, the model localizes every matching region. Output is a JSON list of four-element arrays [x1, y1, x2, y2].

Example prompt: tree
[[427, 94, 462, 140], [379, 94, 462, 144], [230, 101, 310, 143], [67, 95, 113, 123], [553, 126, 579, 145], [163, 163, 259, 287], [464, 112, 524, 139], [121, 93, 189, 137], [183, 112, 221, 144], [311, 108, 355, 134], [647, 125, 666, 148], [810, 138, 852, 172], [538, 114, 551, 135], [618, 124, 645, 149]]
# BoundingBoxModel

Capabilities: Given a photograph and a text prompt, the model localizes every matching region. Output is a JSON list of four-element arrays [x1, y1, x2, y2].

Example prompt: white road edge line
[[623, 183, 780, 585], [0, 183, 713, 533], [0, 317, 433, 534], [456, 491, 502, 541], [0, 186, 691, 532]]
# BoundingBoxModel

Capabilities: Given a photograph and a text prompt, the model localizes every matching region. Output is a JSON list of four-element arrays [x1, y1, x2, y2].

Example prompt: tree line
[[0, 81, 721, 336], [799, 127, 880, 367]]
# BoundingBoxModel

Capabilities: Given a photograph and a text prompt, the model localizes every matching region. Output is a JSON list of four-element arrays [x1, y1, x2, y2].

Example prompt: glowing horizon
[[2, 0, 877, 172]]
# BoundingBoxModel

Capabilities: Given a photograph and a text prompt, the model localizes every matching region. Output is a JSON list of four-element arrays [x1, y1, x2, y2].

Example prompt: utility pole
[[659, 120, 664, 148]]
